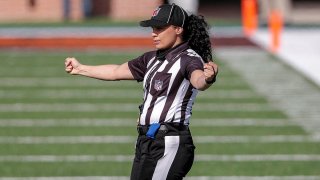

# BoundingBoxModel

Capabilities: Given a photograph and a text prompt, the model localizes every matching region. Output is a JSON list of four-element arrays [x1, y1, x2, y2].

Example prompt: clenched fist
[[204, 61, 218, 84], [65, 57, 81, 75]]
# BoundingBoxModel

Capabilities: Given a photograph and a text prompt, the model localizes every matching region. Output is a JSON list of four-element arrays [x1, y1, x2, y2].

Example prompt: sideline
[[0, 118, 292, 127], [218, 47, 320, 134], [1, 154, 320, 162], [1, 135, 320, 144], [251, 28, 320, 87]]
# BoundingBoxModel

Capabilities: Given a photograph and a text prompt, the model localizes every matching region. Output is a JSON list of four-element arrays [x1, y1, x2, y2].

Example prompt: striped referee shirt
[[128, 42, 204, 126]]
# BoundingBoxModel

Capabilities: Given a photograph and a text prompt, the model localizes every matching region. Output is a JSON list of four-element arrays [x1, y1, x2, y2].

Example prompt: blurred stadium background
[[0, 0, 320, 179]]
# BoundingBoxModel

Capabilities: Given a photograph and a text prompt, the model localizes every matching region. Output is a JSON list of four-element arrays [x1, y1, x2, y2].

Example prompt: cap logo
[[152, 8, 160, 17]]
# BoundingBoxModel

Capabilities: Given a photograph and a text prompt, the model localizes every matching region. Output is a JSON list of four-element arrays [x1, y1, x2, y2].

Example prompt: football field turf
[[0, 49, 320, 179]]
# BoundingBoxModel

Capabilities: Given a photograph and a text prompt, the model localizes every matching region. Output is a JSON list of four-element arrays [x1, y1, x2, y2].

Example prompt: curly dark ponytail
[[183, 15, 212, 63]]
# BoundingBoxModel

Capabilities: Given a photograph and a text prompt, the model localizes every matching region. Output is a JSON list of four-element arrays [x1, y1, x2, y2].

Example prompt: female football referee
[[65, 3, 218, 180]]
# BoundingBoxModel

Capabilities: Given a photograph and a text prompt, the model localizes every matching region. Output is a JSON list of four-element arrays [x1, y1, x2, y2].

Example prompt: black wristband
[[205, 77, 216, 84]]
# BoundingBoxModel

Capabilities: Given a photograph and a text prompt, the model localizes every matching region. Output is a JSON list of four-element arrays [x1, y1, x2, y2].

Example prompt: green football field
[[0, 49, 320, 179]]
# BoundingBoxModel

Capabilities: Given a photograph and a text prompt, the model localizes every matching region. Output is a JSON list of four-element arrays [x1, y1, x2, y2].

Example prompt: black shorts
[[131, 123, 195, 180]]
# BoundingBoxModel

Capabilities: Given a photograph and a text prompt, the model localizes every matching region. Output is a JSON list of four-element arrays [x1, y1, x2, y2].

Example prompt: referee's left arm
[[190, 61, 218, 91]]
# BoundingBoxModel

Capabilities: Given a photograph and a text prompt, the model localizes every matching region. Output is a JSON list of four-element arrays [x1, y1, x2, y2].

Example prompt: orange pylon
[[241, 0, 258, 36], [268, 10, 283, 53]]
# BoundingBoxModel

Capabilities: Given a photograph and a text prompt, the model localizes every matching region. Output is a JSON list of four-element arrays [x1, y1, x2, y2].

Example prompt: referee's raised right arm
[[65, 57, 134, 81]]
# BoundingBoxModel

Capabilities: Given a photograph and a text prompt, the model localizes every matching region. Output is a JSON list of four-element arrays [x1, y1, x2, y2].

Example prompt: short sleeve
[[128, 51, 155, 82], [180, 51, 204, 80]]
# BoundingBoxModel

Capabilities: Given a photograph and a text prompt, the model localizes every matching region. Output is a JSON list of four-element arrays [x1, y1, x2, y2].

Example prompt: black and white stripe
[[151, 136, 180, 180], [129, 43, 204, 125]]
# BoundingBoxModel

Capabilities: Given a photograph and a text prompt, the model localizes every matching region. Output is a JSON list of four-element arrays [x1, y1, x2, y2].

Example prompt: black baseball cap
[[140, 4, 188, 28]]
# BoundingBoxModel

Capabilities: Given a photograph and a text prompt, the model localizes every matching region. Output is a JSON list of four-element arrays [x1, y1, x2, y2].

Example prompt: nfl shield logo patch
[[154, 80, 163, 91]]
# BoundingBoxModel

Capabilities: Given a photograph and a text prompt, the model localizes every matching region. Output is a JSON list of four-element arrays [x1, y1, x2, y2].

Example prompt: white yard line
[[0, 77, 241, 87], [0, 103, 140, 112], [0, 136, 136, 144], [187, 176, 320, 180], [0, 118, 293, 127], [0, 155, 133, 162], [196, 154, 320, 161], [0, 67, 65, 76], [0, 177, 128, 180], [194, 135, 320, 143], [1, 154, 320, 163], [0, 118, 136, 127], [0, 89, 259, 99], [0, 77, 139, 87], [0, 177, 129, 180], [0, 103, 277, 112], [0, 89, 143, 99], [1, 135, 320, 144], [2, 177, 319, 180]]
